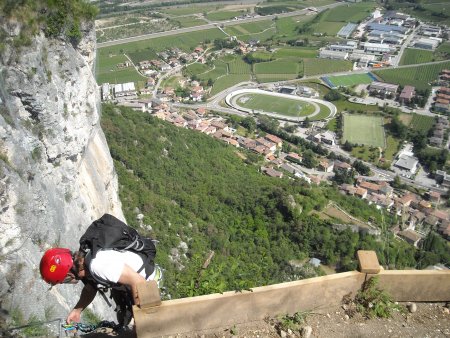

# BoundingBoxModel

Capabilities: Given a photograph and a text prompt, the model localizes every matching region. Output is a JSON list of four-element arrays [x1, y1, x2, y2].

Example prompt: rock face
[[0, 22, 123, 324]]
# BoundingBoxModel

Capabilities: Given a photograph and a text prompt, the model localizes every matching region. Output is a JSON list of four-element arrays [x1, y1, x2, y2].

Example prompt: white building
[[413, 38, 440, 50], [101, 83, 111, 101], [114, 82, 136, 98], [363, 42, 394, 55], [319, 50, 348, 60], [395, 154, 419, 174]]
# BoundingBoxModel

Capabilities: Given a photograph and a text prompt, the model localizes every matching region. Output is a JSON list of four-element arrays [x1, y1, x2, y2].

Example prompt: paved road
[[97, 2, 344, 48]]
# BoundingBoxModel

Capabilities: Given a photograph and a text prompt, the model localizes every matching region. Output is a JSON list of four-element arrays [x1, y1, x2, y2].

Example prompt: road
[[97, 2, 345, 48]]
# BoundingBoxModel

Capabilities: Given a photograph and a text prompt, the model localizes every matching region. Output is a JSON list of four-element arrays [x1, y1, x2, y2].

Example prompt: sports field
[[342, 114, 385, 148], [235, 93, 316, 117], [325, 73, 375, 87]]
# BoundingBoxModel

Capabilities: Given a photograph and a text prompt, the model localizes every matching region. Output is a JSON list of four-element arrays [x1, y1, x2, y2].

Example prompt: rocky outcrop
[[0, 22, 123, 325]]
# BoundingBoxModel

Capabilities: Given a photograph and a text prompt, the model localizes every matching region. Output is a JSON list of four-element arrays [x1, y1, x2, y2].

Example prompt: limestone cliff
[[0, 21, 123, 325]]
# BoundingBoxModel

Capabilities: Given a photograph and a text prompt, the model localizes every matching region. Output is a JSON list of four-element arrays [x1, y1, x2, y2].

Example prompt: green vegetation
[[101, 105, 450, 299], [211, 74, 251, 95], [319, 2, 376, 23], [409, 114, 435, 134], [326, 73, 375, 87], [273, 47, 317, 59], [399, 48, 434, 66], [343, 114, 385, 148], [206, 10, 244, 21], [374, 61, 450, 91], [304, 59, 353, 76], [1, 0, 97, 49], [235, 93, 316, 117]]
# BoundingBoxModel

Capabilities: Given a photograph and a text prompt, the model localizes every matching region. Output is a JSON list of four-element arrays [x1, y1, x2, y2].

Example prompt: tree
[[241, 116, 256, 133], [302, 149, 317, 168]]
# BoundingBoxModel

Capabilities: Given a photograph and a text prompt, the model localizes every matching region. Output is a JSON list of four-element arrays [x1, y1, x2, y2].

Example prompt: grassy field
[[273, 47, 317, 59], [206, 10, 244, 21], [255, 73, 299, 82], [210, 74, 250, 96], [343, 114, 385, 148], [235, 93, 316, 117], [310, 103, 332, 121], [96, 54, 144, 84], [228, 58, 252, 74], [254, 60, 300, 74], [320, 2, 376, 22], [326, 73, 375, 87], [313, 21, 346, 35], [400, 48, 434, 66], [374, 61, 450, 90], [384, 135, 400, 163], [304, 59, 353, 76], [173, 16, 207, 28]]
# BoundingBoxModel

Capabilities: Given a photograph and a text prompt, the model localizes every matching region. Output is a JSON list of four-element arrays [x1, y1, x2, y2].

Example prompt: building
[[113, 82, 137, 98], [101, 83, 111, 101], [394, 154, 419, 174], [319, 50, 348, 60], [399, 85, 415, 105], [369, 81, 399, 97], [337, 23, 358, 39], [366, 23, 408, 34], [363, 42, 394, 55], [413, 38, 440, 50], [328, 44, 356, 53]]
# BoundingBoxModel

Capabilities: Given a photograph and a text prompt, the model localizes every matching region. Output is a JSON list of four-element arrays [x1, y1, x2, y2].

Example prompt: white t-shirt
[[89, 250, 156, 284]]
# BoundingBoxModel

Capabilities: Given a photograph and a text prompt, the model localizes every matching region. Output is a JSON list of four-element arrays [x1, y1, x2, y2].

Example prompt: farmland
[[343, 114, 385, 148], [211, 74, 250, 96], [303, 59, 353, 76], [408, 114, 436, 134], [399, 48, 434, 66], [374, 61, 450, 90]]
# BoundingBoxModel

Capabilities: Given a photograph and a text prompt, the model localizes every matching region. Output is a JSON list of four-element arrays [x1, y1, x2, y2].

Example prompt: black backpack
[[79, 213, 156, 288]]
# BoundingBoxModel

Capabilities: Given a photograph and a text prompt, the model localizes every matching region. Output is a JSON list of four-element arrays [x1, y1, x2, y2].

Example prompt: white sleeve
[[89, 250, 125, 284]]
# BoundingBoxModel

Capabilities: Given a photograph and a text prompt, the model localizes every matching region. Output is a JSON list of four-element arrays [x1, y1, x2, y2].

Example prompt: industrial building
[[337, 23, 358, 39], [363, 42, 394, 55], [413, 38, 440, 50], [366, 23, 408, 34], [369, 81, 399, 97], [319, 49, 349, 60]]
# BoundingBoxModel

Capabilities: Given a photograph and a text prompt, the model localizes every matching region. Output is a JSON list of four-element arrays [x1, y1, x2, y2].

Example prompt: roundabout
[[225, 88, 336, 121]]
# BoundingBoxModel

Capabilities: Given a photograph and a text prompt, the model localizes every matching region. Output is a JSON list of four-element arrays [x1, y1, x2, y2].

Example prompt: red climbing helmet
[[40, 248, 74, 285]]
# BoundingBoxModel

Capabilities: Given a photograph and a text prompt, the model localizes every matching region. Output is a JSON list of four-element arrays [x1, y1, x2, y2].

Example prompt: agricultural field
[[96, 54, 144, 85], [342, 114, 385, 148], [159, 5, 218, 16], [407, 114, 436, 134], [228, 58, 252, 74], [254, 60, 300, 74], [273, 47, 317, 59], [97, 28, 225, 56], [185, 63, 213, 77], [127, 49, 158, 64], [303, 59, 353, 76], [320, 2, 377, 22], [206, 10, 245, 21], [374, 61, 450, 91], [210, 74, 251, 96], [172, 16, 207, 28], [235, 93, 316, 117], [255, 73, 298, 83], [325, 73, 375, 87], [400, 48, 434, 66], [313, 21, 346, 35]]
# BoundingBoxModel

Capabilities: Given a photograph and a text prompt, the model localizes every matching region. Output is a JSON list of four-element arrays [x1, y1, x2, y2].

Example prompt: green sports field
[[235, 93, 316, 117], [327, 73, 375, 87], [342, 114, 385, 148]]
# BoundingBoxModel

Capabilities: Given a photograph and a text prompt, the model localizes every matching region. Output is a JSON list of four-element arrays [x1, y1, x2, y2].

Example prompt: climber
[[39, 214, 162, 328]]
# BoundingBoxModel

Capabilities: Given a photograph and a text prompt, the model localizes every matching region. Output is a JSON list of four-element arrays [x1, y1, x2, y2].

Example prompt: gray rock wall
[[0, 22, 123, 325]]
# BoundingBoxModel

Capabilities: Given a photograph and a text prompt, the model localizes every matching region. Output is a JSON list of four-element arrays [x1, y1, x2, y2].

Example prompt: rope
[[61, 320, 119, 334]]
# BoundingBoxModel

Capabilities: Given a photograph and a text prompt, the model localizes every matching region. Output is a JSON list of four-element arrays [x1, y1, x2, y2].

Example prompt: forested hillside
[[101, 105, 447, 299]]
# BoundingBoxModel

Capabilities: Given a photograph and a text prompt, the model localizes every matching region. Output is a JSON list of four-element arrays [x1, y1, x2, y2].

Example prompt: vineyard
[[303, 59, 353, 76], [374, 61, 450, 90], [409, 114, 435, 134], [400, 48, 434, 66]]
